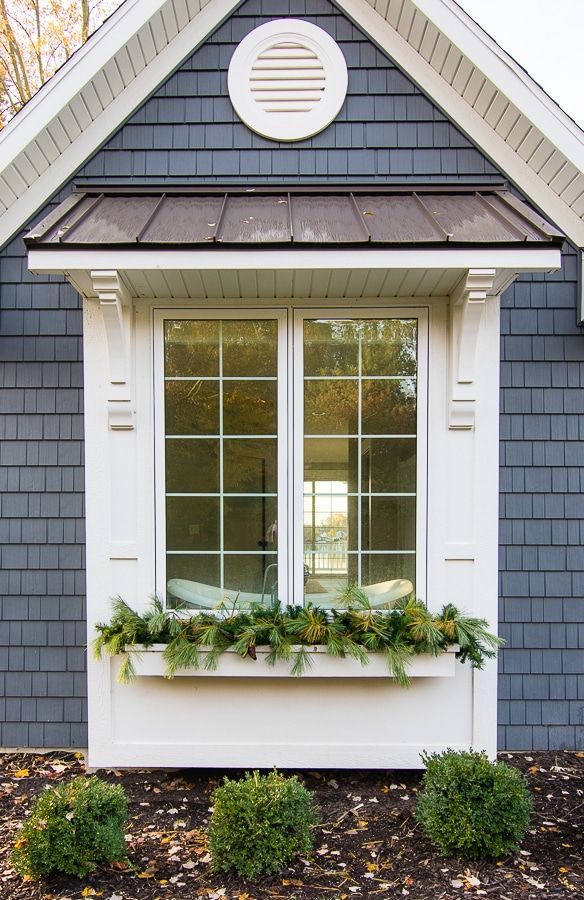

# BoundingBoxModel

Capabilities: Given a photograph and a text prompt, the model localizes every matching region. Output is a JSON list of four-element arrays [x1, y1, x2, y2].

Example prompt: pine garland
[[93, 589, 502, 686]]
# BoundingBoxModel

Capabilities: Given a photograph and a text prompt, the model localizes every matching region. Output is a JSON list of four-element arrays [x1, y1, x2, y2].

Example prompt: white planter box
[[121, 644, 459, 678]]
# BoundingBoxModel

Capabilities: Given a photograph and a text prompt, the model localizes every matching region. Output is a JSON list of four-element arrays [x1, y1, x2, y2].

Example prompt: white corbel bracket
[[449, 268, 496, 430], [91, 270, 134, 430]]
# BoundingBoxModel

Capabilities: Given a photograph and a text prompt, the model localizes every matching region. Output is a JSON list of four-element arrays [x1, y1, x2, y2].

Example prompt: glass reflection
[[224, 554, 278, 597], [224, 497, 278, 552], [223, 320, 277, 377], [361, 496, 416, 551], [224, 438, 277, 493], [164, 320, 219, 377], [304, 438, 358, 490], [165, 381, 219, 435], [361, 319, 417, 376], [304, 380, 358, 435], [166, 438, 219, 493], [362, 378, 416, 434], [166, 497, 219, 551], [361, 438, 416, 493], [223, 381, 277, 435], [304, 320, 359, 376], [166, 554, 221, 609], [361, 553, 416, 592]]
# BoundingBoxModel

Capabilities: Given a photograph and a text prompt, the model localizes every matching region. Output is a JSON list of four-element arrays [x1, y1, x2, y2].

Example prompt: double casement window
[[154, 307, 427, 609]]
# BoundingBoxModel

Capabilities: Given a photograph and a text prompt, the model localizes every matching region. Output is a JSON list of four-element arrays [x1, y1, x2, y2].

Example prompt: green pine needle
[[93, 592, 502, 681]]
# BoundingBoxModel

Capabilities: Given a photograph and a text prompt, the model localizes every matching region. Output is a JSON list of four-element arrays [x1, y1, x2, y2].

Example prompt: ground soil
[[0, 751, 582, 900]]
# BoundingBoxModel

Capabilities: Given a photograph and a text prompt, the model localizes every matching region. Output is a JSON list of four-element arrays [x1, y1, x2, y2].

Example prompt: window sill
[[121, 645, 459, 678]]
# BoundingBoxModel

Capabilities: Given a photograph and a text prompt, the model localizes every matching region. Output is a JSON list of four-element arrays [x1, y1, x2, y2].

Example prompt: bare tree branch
[[0, 0, 121, 125]]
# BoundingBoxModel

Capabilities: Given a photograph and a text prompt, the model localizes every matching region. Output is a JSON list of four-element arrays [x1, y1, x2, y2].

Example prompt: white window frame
[[292, 308, 428, 606], [153, 305, 428, 608]]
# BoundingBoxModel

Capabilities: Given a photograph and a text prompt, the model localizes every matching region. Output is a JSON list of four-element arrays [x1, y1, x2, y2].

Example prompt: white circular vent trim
[[228, 19, 348, 142]]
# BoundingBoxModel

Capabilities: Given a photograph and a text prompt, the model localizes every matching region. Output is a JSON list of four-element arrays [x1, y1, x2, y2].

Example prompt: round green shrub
[[11, 776, 128, 878], [209, 770, 317, 879], [415, 749, 532, 859]]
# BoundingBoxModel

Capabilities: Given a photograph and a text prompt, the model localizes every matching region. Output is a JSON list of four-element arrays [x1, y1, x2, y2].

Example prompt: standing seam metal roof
[[25, 186, 564, 248]]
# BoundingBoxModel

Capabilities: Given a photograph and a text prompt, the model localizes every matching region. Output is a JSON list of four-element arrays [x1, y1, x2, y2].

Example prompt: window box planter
[[121, 644, 460, 679]]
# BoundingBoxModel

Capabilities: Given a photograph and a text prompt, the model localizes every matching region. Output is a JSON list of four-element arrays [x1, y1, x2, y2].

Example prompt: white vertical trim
[[292, 311, 304, 604], [470, 293, 500, 759]]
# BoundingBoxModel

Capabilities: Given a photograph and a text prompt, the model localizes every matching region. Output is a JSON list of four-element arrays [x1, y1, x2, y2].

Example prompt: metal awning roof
[[26, 186, 563, 249]]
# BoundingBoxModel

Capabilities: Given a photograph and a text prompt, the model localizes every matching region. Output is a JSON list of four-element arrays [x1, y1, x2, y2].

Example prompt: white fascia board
[[337, 0, 584, 246], [411, 0, 584, 169], [0, 0, 240, 250], [28, 246, 562, 275]]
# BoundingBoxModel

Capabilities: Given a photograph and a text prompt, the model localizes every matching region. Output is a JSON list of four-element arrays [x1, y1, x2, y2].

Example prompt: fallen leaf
[[13, 769, 29, 779]]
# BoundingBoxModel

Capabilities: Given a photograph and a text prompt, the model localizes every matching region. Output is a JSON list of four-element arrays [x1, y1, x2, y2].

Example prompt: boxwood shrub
[[209, 770, 317, 879], [11, 776, 128, 878], [415, 749, 532, 859]]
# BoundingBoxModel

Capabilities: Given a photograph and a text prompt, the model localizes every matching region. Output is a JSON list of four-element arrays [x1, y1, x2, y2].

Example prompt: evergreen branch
[[92, 594, 501, 681]]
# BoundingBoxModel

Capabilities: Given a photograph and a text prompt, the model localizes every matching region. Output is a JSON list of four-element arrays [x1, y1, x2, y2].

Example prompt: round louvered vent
[[228, 20, 348, 142]]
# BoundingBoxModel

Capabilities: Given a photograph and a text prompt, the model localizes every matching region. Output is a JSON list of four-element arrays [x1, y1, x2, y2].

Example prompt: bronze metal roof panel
[[61, 195, 159, 243], [290, 195, 369, 243], [25, 186, 564, 248], [218, 195, 291, 243], [419, 193, 528, 242], [356, 195, 445, 242], [140, 195, 225, 243]]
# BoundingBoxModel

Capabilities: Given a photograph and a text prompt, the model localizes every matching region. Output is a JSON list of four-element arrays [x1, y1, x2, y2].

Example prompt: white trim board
[[1, 0, 584, 248], [29, 246, 561, 276]]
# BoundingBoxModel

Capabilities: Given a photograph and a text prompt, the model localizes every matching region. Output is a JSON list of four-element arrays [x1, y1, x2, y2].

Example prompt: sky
[[458, 0, 584, 128]]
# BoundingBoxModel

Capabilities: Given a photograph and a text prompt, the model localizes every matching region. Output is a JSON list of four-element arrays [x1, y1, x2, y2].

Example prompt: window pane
[[166, 555, 221, 609], [302, 316, 418, 606], [361, 496, 416, 551], [223, 320, 277, 376], [304, 438, 358, 490], [223, 381, 277, 435], [224, 554, 277, 597], [224, 497, 278, 551], [165, 381, 219, 435], [361, 438, 416, 493], [304, 380, 358, 435], [164, 320, 219, 376], [361, 319, 417, 376], [304, 320, 359, 376], [163, 316, 280, 606], [361, 553, 416, 594], [224, 438, 277, 493], [362, 378, 416, 435], [166, 497, 219, 551], [303, 495, 357, 551], [166, 438, 219, 493]]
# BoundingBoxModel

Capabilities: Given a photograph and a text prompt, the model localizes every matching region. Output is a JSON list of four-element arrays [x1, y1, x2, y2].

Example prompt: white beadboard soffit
[[1, 0, 584, 248]]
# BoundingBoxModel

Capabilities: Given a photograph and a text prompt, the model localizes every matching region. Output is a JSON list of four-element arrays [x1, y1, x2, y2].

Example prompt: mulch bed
[[0, 751, 582, 900]]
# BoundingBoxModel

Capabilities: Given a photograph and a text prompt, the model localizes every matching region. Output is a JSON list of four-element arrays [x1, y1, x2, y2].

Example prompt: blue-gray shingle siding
[[0, 0, 582, 750]]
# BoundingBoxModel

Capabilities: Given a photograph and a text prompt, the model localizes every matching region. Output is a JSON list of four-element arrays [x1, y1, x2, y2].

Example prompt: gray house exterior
[[0, 0, 582, 753]]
